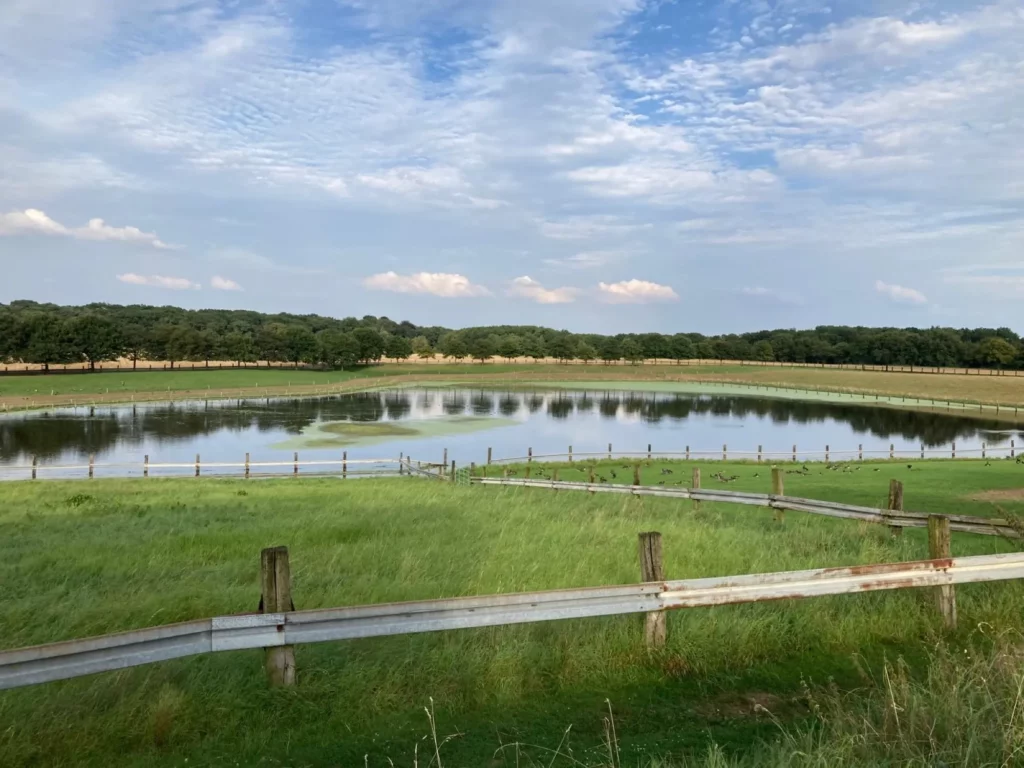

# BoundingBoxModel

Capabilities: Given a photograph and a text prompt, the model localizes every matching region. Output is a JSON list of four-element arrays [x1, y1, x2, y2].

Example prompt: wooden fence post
[[928, 516, 957, 630], [195, 454, 200, 478], [858, 444, 863, 461], [588, 465, 595, 486], [568, 445, 573, 463], [982, 442, 986, 460], [487, 447, 493, 465], [1012, 440, 1016, 459], [443, 448, 448, 467], [921, 444, 925, 460], [633, 463, 641, 486], [144, 455, 149, 478], [526, 448, 532, 479], [722, 443, 727, 461], [638, 532, 666, 650], [792, 444, 797, 462], [647, 443, 652, 461], [685, 445, 690, 460], [952, 441, 956, 459], [293, 452, 299, 476], [825, 444, 830, 463], [608, 443, 613, 460], [260, 546, 296, 687], [31, 456, 37, 480], [692, 468, 701, 511], [89, 454, 95, 479], [343, 451, 347, 479], [887, 479, 904, 537], [450, 461, 456, 481], [771, 468, 784, 523], [244, 453, 250, 479], [757, 445, 762, 463]]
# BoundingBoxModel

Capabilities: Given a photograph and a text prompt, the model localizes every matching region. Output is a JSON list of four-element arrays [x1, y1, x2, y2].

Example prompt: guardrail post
[[89, 454, 95, 479], [195, 454, 200, 478], [487, 447, 492, 465], [887, 480, 904, 537], [343, 451, 347, 479], [31, 456, 37, 480], [928, 516, 957, 630], [293, 452, 299, 476], [692, 468, 701, 511], [638, 532, 666, 649], [260, 546, 296, 687], [633, 463, 641, 486], [757, 445, 762, 463], [771, 468, 784, 523]]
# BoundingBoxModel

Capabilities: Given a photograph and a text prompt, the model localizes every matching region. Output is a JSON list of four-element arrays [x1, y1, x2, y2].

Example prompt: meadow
[[2, 458, 1024, 765]]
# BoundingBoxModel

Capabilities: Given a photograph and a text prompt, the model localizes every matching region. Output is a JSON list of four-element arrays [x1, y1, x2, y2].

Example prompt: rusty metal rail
[[3, 552, 1024, 691], [473, 477, 1021, 538]]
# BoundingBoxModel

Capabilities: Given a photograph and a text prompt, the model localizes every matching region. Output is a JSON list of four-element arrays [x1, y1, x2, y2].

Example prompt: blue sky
[[1, 0, 1021, 333]]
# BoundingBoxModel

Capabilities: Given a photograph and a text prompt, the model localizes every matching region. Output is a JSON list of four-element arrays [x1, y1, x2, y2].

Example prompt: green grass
[[2, 463, 1024, 766]]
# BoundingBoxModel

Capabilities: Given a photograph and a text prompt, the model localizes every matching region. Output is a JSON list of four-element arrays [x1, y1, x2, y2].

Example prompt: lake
[[1, 387, 1020, 479]]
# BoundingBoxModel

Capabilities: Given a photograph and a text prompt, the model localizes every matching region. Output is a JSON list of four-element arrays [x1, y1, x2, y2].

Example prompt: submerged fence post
[[89, 454, 95, 479], [647, 443, 652, 461], [260, 546, 296, 687], [692, 468, 701, 511], [887, 479, 904, 537], [638, 532, 666, 650], [245, 453, 250, 479], [928, 516, 957, 630], [1013, 440, 1016, 459], [889, 443, 895, 460], [982, 442, 986, 460], [685, 445, 690, 460], [921, 444, 925, 460], [771, 468, 784, 523]]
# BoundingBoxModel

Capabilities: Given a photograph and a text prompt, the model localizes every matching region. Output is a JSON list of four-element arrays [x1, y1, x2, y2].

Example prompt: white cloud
[[543, 251, 624, 270], [117, 273, 200, 290], [598, 279, 678, 304], [875, 280, 927, 305], [0, 208, 174, 249], [507, 276, 577, 304], [210, 275, 243, 291], [363, 271, 491, 297]]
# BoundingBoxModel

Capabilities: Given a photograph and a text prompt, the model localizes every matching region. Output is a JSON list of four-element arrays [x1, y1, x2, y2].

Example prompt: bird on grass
[[872, 468, 881, 472], [598, 475, 608, 483], [660, 468, 674, 475], [610, 469, 617, 479], [752, 472, 760, 478]]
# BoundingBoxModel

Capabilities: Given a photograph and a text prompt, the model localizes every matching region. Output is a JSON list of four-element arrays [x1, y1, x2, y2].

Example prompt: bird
[[658, 481, 665, 485], [610, 469, 617, 479], [906, 464, 913, 470], [660, 468, 674, 475], [752, 472, 760, 478], [872, 468, 881, 472], [599, 475, 608, 483]]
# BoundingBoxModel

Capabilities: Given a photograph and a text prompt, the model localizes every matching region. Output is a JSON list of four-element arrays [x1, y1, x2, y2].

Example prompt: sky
[[0, 0, 1022, 334]]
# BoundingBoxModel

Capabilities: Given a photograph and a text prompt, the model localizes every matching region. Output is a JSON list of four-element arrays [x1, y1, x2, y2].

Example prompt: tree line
[[0, 300, 1022, 371]]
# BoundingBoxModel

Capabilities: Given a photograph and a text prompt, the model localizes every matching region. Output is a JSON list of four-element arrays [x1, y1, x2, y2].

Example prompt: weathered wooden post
[[638, 532, 666, 650], [685, 445, 690, 460], [526, 448, 532, 479], [757, 445, 762, 463], [771, 468, 784, 523], [588, 465, 595, 485], [889, 443, 894, 460], [31, 456, 37, 480], [692, 467, 701, 511], [921, 444, 925, 460], [722, 443, 727, 460], [982, 442, 986, 460], [633, 463, 641, 486], [791, 444, 797, 462], [443, 447, 448, 467], [195, 454, 200, 478], [293, 452, 299, 476], [647, 443, 652, 461], [568, 445, 573, 463], [825, 444, 830, 462], [887, 479, 904, 537], [343, 451, 347, 479], [487, 447, 493, 465], [144, 455, 150, 478], [1013, 440, 1016, 459], [608, 442, 613, 460], [89, 454, 95, 479], [450, 460, 456, 481], [260, 546, 296, 687], [551, 467, 559, 486], [928, 516, 957, 630], [952, 441, 956, 459], [858, 443, 863, 461]]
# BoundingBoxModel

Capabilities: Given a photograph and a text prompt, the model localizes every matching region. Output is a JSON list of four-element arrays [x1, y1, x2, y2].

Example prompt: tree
[[385, 334, 412, 362], [318, 330, 360, 369], [620, 338, 643, 364], [548, 334, 576, 363], [283, 325, 318, 366], [598, 336, 621, 364], [256, 324, 289, 364], [469, 335, 495, 363], [223, 331, 256, 365], [121, 323, 149, 369], [353, 327, 385, 363], [753, 340, 775, 362], [976, 337, 1018, 368], [668, 334, 694, 363], [520, 334, 547, 362], [637, 333, 669, 360], [439, 332, 469, 361], [193, 329, 217, 367], [21, 314, 74, 371], [497, 335, 523, 362], [166, 326, 200, 366], [411, 336, 433, 359], [66, 313, 121, 370], [576, 341, 597, 364]]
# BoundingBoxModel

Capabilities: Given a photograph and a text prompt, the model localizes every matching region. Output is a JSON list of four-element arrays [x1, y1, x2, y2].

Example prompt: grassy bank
[[3, 362, 1024, 414], [2, 465, 1024, 765]]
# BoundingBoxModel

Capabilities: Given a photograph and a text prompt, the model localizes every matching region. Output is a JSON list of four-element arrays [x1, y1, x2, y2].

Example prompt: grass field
[[3, 460, 1024, 766], [3, 361, 1024, 414]]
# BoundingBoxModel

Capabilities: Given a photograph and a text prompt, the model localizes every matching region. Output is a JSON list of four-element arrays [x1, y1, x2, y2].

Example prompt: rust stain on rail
[[820, 558, 951, 578]]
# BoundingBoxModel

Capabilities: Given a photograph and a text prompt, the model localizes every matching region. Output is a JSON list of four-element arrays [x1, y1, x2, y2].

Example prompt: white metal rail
[[474, 478, 1022, 538], [4, 552, 1024, 691]]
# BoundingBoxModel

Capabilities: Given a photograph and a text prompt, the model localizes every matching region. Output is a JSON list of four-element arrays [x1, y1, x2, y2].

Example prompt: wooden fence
[[1, 526, 1005, 691]]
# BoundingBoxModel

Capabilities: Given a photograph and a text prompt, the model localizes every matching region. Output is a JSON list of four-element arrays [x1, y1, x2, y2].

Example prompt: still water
[[1, 388, 1020, 479]]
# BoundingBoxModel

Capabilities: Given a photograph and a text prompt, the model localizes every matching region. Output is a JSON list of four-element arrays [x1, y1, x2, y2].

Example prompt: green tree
[[548, 334, 576, 362], [469, 335, 495, 363], [497, 335, 523, 362], [440, 333, 469, 361], [976, 337, 1018, 368], [620, 338, 643, 364], [753, 340, 775, 362], [353, 327, 385, 363], [520, 334, 547, 362], [121, 323, 149, 369], [22, 314, 74, 371], [411, 336, 433, 359], [576, 341, 597, 364], [67, 313, 121, 370], [598, 336, 621, 364], [223, 332, 256, 365], [385, 334, 412, 362], [668, 334, 694, 363], [283, 325, 318, 366], [318, 330, 360, 369]]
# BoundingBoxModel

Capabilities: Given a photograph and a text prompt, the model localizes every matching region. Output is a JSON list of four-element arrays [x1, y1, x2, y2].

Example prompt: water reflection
[[0, 388, 1019, 464]]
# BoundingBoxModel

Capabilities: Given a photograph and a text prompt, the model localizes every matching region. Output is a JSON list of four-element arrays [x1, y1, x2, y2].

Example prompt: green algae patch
[[272, 415, 516, 449]]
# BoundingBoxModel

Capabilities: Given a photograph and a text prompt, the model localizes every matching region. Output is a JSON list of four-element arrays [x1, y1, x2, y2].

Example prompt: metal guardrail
[[473, 478, 1022, 538], [4, 552, 1024, 691]]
